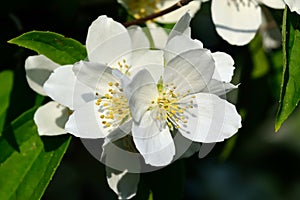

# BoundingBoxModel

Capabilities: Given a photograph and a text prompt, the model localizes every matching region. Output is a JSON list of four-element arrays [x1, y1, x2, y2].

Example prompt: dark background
[[1, 0, 300, 199]]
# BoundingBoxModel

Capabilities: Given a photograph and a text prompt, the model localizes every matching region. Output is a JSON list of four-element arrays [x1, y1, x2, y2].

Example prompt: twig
[[124, 0, 194, 27]]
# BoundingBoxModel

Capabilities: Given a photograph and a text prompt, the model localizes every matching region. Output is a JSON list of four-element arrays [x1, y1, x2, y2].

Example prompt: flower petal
[[43, 65, 94, 110], [106, 167, 139, 200], [129, 49, 164, 82], [126, 69, 158, 123], [212, 52, 235, 82], [101, 127, 141, 173], [34, 101, 68, 136], [25, 55, 59, 96], [132, 112, 175, 166], [105, 119, 132, 144], [73, 61, 119, 95], [156, 1, 201, 23], [164, 49, 215, 94], [65, 100, 114, 138], [127, 25, 149, 49], [86, 15, 132, 65], [168, 12, 192, 41], [211, 0, 262, 45], [203, 79, 238, 96], [284, 0, 300, 14], [164, 35, 203, 64], [147, 23, 169, 49], [258, 0, 285, 9], [178, 93, 241, 143]]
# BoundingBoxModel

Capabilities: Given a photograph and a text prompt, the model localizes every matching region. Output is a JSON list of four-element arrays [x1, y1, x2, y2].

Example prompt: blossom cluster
[[21, 0, 300, 198], [119, 0, 299, 45], [25, 12, 241, 198]]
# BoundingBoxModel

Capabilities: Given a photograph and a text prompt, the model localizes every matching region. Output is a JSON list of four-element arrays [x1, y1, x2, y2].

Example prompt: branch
[[124, 0, 194, 27]]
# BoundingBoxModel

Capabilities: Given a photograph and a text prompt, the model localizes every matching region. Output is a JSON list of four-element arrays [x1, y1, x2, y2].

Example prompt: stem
[[124, 0, 194, 27]]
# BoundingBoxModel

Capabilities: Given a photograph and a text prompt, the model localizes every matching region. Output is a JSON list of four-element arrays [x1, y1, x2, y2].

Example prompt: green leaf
[[0, 108, 71, 199], [276, 8, 300, 131], [0, 70, 14, 133], [8, 31, 87, 65]]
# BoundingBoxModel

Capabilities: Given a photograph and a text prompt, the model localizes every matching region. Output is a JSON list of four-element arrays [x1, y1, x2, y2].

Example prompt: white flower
[[42, 15, 162, 199], [125, 14, 242, 166], [25, 55, 73, 136], [284, 0, 300, 14], [117, 0, 201, 23], [203, 0, 285, 45], [106, 167, 140, 200], [56, 16, 163, 139]]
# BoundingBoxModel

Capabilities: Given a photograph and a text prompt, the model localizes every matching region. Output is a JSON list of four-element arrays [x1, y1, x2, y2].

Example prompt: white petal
[[127, 25, 149, 49], [73, 61, 119, 95], [178, 93, 242, 143], [86, 15, 132, 64], [34, 101, 68, 136], [284, 0, 300, 14], [43, 66, 93, 110], [258, 0, 285, 9], [106, 167, 139, 200], [164, 35, 203, 64], [203, 79, 238, 96], [126, 69, 158, 123], [101, 126, 141, 173], [105, 119, 132, 144], [129, 49, 164, 82], [168, 12, 192, 41], [211, 0, 262, 45], [156, 1, 201, 23], [164, 49, 215, 94], [25, 55, 59, 96], [132, 112, 175, 166], [212, 52, 235, 82], [65, 100, 114, 138], [147, 23, 169, 49]]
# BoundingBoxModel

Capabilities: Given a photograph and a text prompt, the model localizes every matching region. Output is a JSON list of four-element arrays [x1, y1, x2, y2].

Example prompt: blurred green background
[[1, 0, 300, 199]]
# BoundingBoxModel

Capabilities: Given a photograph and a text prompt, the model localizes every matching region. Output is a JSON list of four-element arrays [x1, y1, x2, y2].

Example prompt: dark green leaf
[[8, 31, 86, 65], [0, 70, 14, 133], [0, 108, 71, 199], [276, 8, 300, 131]]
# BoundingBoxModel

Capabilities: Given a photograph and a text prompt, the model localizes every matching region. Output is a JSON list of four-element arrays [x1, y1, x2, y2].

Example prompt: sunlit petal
[[65, 101, 114, 138], [157, 1, 201, 23], [258, 0, 285, 9], [212, 52, 235, 82], [211, 0, 261, 45], [34, 101, 68, 136], [106, 167, 139, 200], [164, 49, 215, 94], [86, 15, 132, 64], [126, 69, 158, 123], [178, 93, 241, 143], [284, 0, 300, 14], [25, 55, 59, 96], [132, 112, 175, 166]]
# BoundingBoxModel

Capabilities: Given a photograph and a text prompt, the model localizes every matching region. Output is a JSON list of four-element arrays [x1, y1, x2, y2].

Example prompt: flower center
[[95, 81, 130, 129], [150, 82, 196, 131], [126, 0, 160, 19], [111, 58, 131, 76]]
